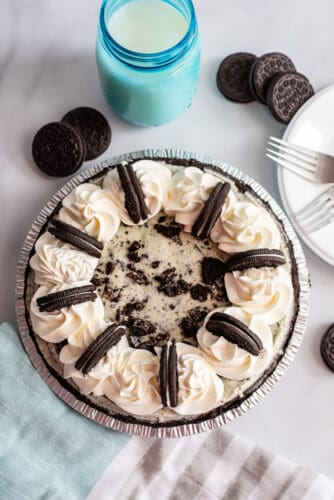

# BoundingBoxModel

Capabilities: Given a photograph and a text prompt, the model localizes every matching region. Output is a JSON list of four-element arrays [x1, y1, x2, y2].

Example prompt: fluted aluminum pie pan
[[15, 149, 310, 437]]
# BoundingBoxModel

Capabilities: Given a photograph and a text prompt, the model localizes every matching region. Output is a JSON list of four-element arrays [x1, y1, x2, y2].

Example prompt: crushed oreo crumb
[[122, 301, 146, 316], [126, 318, 168, 352], [126, 263, 150, 285], [105, 261, 114, 275], [154, 220, 181, 242], [202, 257, 225, 285], [127, 241, 142, 263], [91, 277, 102, 287], [155, 268, 190, 297], [151, 260, 160, 269], [129, 241, 141, 252], [103, 285, 122, 302], [128, 252, 141, 263], [190, 284, 210, 302], [127, 318, 156, 336], [180, 307, 208, 338]]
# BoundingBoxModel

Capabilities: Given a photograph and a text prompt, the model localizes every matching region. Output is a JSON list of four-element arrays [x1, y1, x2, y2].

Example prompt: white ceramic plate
[[277, 84, 334, 266]]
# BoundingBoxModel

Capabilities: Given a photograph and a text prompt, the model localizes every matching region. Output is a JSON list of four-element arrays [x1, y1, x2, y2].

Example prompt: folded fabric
[[0, 323, 130, 500], [88, 433, 334, 500]]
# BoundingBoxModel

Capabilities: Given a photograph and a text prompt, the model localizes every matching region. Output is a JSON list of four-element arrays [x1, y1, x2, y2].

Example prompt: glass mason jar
[[96, 0, 200, 127]]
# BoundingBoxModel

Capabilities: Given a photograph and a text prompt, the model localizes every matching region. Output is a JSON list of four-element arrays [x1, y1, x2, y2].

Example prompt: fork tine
[[297, 187, 334, 233], [297, 193, 329, 220], [267, 142, 317, 169], [297, 202, 326, 225], [306, 210, 334, 233], [266, 147, 316, 173], [266, 153, 316, 182], [269, 137, 319, 160]]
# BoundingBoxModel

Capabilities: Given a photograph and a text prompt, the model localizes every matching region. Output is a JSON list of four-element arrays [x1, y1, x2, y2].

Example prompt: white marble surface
[[1, 0, 334, 479]]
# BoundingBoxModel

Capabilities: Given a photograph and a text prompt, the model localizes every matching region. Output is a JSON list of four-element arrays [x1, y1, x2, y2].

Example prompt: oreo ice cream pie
[[25, 158, 297, 425]]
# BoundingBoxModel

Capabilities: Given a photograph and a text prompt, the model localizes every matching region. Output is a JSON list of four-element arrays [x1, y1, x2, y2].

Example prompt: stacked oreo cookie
[[217, 51, 314, 124], [32, 107, 111, 177]]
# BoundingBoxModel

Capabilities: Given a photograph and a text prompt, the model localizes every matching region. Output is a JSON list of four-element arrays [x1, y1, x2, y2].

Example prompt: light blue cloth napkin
[[0, 323, 131, 500]]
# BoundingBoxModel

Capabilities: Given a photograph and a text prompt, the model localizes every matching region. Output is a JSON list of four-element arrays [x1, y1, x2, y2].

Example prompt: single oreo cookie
[[117, 164, 148, 223], [207, 312, 263, 356], [192, 182, 231, 239], [250, 52, 296, 103], [75, 323, 127, 374], [61, 107, 111, 161], [32, 122, 85, 177], [267, 72, 314, 124], [320, 324, 334, 372], [216, 52, 257, 103], [48, 219, 103, 258], [37, 284, 97, 312], [225, 249, 286, 273]]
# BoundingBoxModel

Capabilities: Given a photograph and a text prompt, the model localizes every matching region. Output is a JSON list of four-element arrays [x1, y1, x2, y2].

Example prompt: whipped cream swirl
[[225, 266, 293, 325], [197, 307, 273, 380], [65, 336, 162, 415], [103, 160, 172, 225], [59, 183, 120, 242], [165, 167, 234, 233], [211, 201, 281, 253], [30, 283, 106, 344], [30, 233, 98, 286], [171, 342, 224, 415]]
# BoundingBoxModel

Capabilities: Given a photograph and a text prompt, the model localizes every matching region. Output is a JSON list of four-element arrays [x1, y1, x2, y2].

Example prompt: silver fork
[[296, 185, 334, 233], [266, 136, 334, 183]]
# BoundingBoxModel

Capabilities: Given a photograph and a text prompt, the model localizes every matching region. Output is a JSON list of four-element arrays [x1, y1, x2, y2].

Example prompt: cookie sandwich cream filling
[[28, 159, 296, 420]]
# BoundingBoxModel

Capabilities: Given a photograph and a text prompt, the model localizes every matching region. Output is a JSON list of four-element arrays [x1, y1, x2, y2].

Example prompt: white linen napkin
[[88, 431, 334, 500]]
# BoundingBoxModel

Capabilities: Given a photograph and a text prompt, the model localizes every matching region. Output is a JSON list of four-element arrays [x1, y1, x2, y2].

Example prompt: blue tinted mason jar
[[96, 0, 200, 127]]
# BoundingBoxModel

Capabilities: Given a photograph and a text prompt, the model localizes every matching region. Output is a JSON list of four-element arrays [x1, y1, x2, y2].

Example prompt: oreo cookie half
[[225, 249, 286, 273], [159, 343, 179, 408], [192, 182, 231, 239], [32, 122, 85, 177], [320, 324, 334, 372], [207, 312, 263, 356], [168, 342, 179, 408], [117, 164, 148, 223], [216, 52, 257, 103], [48, 219, 103, 258], [250, 52, 296, 104], [159, 345, 169, 407], [267, 72, 314, 124], [37, 284, 97, 312], [62, 107, 112, 161], [75, 324, 127, 374]]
